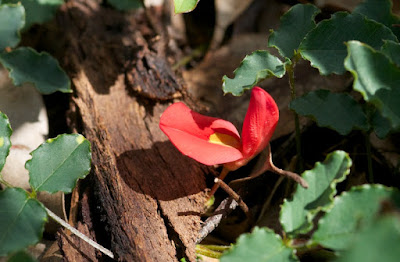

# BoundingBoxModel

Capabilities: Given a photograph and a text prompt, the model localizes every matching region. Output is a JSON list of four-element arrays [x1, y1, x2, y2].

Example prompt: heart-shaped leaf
[[353, 0, 400, 40], [381, 40, 400, 67], [220, 227, 299, 262], [222, 50, 286, 96], [280, 151, 352, 235], [335, 216, 400, 262], [27, 134, 91, 193], [312, 184, 400, 251], [268, 4, 320, 58], [0, 3, 25, 51], [345, 40, 400, 130], [299, 12, 397, 75], [289, 90, 369, 135], [0, 47, 71, 94], [0, 112, 12, 172], [3, 0, 63, 30], [370, 107, 392, 139], [0, 187, 47, 256]]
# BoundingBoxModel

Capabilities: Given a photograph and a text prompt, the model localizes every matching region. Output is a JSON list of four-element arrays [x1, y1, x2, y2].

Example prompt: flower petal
[[160, 102, 243, 165], [241, 87, 279, 160]]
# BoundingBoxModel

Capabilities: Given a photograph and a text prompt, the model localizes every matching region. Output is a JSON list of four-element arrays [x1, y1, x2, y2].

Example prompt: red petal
[[241, 87, 279, 160], [159, 102, 243, 165]]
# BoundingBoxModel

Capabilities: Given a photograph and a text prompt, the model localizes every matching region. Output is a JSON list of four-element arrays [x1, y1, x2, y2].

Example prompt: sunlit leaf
[[220, 227, 299, 262], [0, 3, 25, 50], [174, 0, 199, 13], [0, 112, 12, 172], [107, 0, 142, 11], [344, 41, 400, 130], [27, 134, 91, 193], [222, 50, 285, 96], [312, 184, 400, 250], [290, 90, 369, 135], [3, 0, 63, 30], [354, 0, 400, 40], [268, 4, 320, 58], [299, 12, 397, 75], [0, 47, 71, 94], [0, 188, 47, 256], [280, 151, 351, 235], [335, 216, 400, 262]]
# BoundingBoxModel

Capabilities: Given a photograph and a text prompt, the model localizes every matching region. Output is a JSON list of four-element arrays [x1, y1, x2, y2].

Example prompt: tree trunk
[[56, 1, 209, 261]]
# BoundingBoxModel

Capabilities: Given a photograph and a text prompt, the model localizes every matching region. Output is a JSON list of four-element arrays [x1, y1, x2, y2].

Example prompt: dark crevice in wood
[[157, 201, 189, 262]]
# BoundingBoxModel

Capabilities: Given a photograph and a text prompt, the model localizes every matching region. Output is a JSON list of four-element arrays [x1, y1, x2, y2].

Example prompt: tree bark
[[56, 1, 209, 261]]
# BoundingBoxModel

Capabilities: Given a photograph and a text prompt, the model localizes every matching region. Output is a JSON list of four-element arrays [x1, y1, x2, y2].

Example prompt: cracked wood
[[56, 1, 209, 261]]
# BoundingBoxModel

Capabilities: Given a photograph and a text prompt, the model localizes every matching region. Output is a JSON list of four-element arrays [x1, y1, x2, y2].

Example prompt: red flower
[[159, 87, 279, 171]]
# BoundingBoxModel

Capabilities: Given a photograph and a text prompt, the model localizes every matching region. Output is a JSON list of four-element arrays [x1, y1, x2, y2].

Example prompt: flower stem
[[287, 62, 303, 172], [214, 178, 249, 216], [265, 144, 308, 188], [209, 167, 230, 197], [45, 207, 114, 259]]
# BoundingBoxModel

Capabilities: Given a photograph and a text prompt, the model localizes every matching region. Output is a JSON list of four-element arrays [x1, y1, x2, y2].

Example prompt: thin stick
[[214, 178, 249, 215], [45, 207, 114, 259], [196, 197, 238, 243], [208, 167, 230, 197]]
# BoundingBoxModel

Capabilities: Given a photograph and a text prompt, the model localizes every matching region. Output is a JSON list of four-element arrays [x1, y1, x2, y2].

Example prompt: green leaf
[[289, 90, 369, 135], [7, 251, 38, 262], [0, 112, 12, 172], [299, 12, 397, 75], [344, 40, 400, 130], [173, 0, 199, 13], [0, 47, 71, 94], [27, 134, 91, 193], [0, 188, 47, 256], [268, 4, 320, 58], [354, 0, 400, 40], [107, 0, 142, 11], [312, 184, 400, 250], [3, 0, 63, 30], [220, 227, 298, 262], [381, 40, 400, 67], [0, 3, 25, 51], [280, 151, 352, 235], [222, 50, 286, 96], [335, 216, 400, 262], [370, 106, 392, 139]]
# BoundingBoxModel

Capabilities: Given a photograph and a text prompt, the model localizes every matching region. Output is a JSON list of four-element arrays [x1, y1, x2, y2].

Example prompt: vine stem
[[45, 207, 114, 259], [287, 61, 303, 172]]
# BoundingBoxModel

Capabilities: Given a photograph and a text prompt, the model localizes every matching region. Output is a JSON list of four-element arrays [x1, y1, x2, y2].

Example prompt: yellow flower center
[[208, 132, 240, 149]]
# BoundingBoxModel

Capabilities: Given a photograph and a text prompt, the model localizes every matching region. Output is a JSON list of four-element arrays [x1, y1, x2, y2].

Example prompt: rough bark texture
[[56, 1, 209, 261]]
